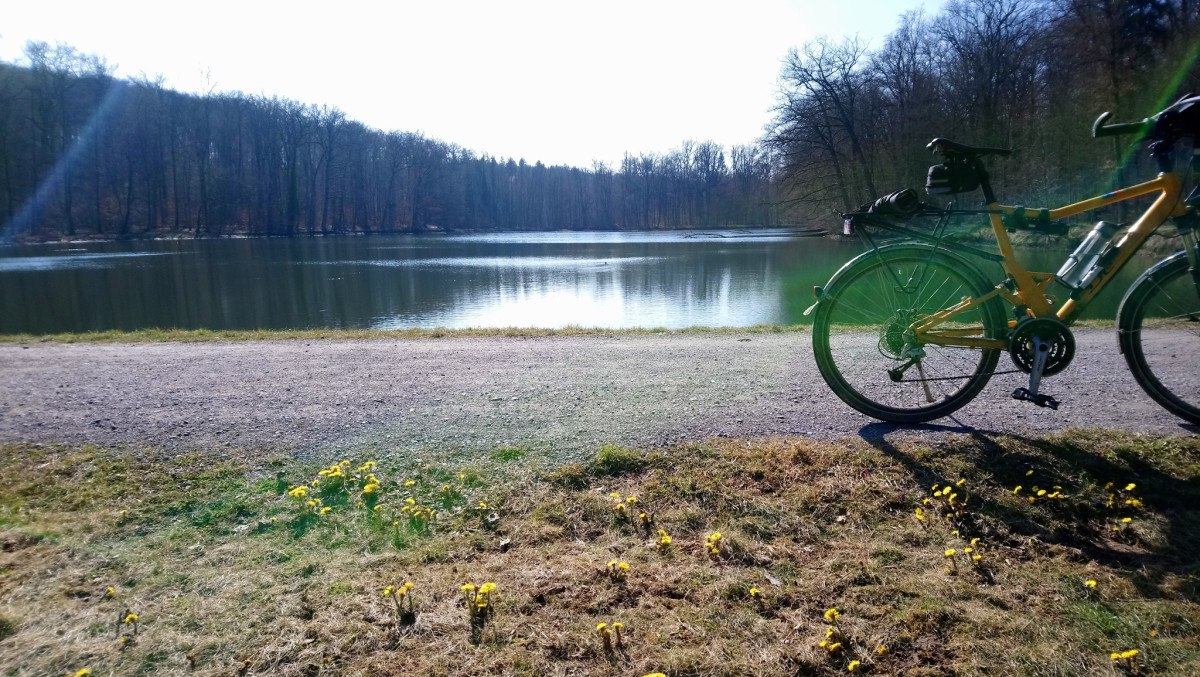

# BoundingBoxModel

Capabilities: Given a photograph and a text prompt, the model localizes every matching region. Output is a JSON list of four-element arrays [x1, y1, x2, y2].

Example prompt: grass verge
[[0, 324, 807, 344], [1, 430, 1197, 676]]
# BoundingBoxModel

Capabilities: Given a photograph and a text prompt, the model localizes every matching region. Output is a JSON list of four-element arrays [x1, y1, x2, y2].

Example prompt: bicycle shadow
[[857, 419, 1199, 602]]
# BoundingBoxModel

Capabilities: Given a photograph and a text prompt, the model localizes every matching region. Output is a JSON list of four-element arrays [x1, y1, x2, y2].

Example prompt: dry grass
[[0, 325, 807, 345], [1, 431, 1197, 676]]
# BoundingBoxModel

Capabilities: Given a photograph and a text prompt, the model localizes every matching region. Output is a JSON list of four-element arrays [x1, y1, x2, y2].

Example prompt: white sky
[[0, 0, 943, 168]]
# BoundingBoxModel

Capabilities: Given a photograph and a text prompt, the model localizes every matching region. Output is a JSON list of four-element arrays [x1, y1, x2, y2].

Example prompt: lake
[[0, 229, 1163, 334]]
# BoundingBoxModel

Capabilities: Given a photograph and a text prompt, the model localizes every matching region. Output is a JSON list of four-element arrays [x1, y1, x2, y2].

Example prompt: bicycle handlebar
[[1092, 111, 1151, 138]]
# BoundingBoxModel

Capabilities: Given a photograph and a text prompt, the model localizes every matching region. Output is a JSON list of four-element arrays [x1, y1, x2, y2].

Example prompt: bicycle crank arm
[[1012, 336, 1059, 409]]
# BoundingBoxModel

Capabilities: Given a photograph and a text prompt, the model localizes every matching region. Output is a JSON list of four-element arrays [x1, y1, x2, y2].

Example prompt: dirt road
[[0, 331, 1193, 459]]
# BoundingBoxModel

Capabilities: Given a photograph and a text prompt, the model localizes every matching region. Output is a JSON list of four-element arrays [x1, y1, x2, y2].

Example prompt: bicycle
[[807, 94, 1200, 424]]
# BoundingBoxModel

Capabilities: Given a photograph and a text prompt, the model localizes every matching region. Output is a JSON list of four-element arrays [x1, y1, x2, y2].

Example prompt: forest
[[768, 0, 1200, 217], [1, 0, 1199, 241]]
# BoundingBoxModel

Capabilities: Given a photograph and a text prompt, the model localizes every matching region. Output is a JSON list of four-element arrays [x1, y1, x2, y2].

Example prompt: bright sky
[[0, 0, 943, 168]]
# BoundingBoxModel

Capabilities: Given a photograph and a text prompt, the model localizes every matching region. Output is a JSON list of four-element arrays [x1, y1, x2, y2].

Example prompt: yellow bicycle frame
[[913, 171, 1187, 350]]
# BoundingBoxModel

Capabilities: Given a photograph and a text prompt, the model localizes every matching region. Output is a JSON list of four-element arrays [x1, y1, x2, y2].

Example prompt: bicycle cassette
[[1008, 317, 1075, 376]]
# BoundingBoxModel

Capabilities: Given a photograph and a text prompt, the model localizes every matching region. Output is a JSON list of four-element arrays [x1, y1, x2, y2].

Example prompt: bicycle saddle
[[927, 138, 1012, 158]]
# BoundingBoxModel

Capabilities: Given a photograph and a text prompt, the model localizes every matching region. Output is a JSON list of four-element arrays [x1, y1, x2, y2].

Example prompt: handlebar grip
[[1092, 111, 1151, 138]]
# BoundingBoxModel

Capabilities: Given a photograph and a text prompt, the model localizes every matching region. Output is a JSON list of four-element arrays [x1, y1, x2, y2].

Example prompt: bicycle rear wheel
[[812, 246, 1006, 423], [1118, 251, 1200, 424]]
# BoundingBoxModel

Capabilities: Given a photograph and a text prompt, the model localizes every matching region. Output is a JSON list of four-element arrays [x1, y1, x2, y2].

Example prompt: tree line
[[767, 0, 1200, 219], [0, 46, 777, 241]]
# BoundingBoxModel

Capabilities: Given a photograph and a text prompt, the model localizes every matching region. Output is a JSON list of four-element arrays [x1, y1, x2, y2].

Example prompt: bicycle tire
[[812, 245, 1007, 423], [1117, 251, 1200, 424]]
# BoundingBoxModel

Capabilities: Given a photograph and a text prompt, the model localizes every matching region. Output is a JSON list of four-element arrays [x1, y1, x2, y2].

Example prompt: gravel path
[[0, 330, 1194, 460]]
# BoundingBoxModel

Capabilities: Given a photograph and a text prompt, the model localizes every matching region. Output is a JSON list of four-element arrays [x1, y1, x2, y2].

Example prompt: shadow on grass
[[857, 419, 1200, 602]]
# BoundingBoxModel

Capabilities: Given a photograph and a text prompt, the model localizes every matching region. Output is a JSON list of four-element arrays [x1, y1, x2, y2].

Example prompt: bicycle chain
[[895, 368, 1024, 383]]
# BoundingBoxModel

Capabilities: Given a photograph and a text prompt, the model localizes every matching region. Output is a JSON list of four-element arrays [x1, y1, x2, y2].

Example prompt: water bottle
[[1057, 221, 1119, 289]]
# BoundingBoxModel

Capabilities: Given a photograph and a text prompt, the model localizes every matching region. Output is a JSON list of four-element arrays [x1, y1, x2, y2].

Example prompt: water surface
[[0, 230, 1162, 333]]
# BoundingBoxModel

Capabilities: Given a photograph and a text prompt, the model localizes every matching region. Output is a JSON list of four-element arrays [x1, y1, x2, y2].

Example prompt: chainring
[[1008, 317, 1075, 376]]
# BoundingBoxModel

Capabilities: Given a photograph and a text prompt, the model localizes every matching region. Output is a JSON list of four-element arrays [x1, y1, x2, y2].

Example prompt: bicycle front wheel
[[1118, 251, 1200, 424], [812, 246, 1006, 423]]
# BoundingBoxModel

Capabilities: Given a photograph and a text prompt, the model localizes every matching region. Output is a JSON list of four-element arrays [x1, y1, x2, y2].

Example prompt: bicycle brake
[[1011, 336, 1059, 409]]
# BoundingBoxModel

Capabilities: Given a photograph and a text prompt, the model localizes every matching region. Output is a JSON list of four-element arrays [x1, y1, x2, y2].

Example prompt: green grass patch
[[0, 431, 1198, 675]]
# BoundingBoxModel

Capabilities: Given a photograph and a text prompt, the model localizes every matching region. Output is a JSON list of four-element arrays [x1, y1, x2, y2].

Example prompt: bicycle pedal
[[1011, 388, 1060, 410]]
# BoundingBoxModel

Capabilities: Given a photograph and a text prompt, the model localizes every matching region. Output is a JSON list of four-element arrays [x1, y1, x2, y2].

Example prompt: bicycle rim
[[1120, 253, 1200, 424], [813, 250, 1002, 422]]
